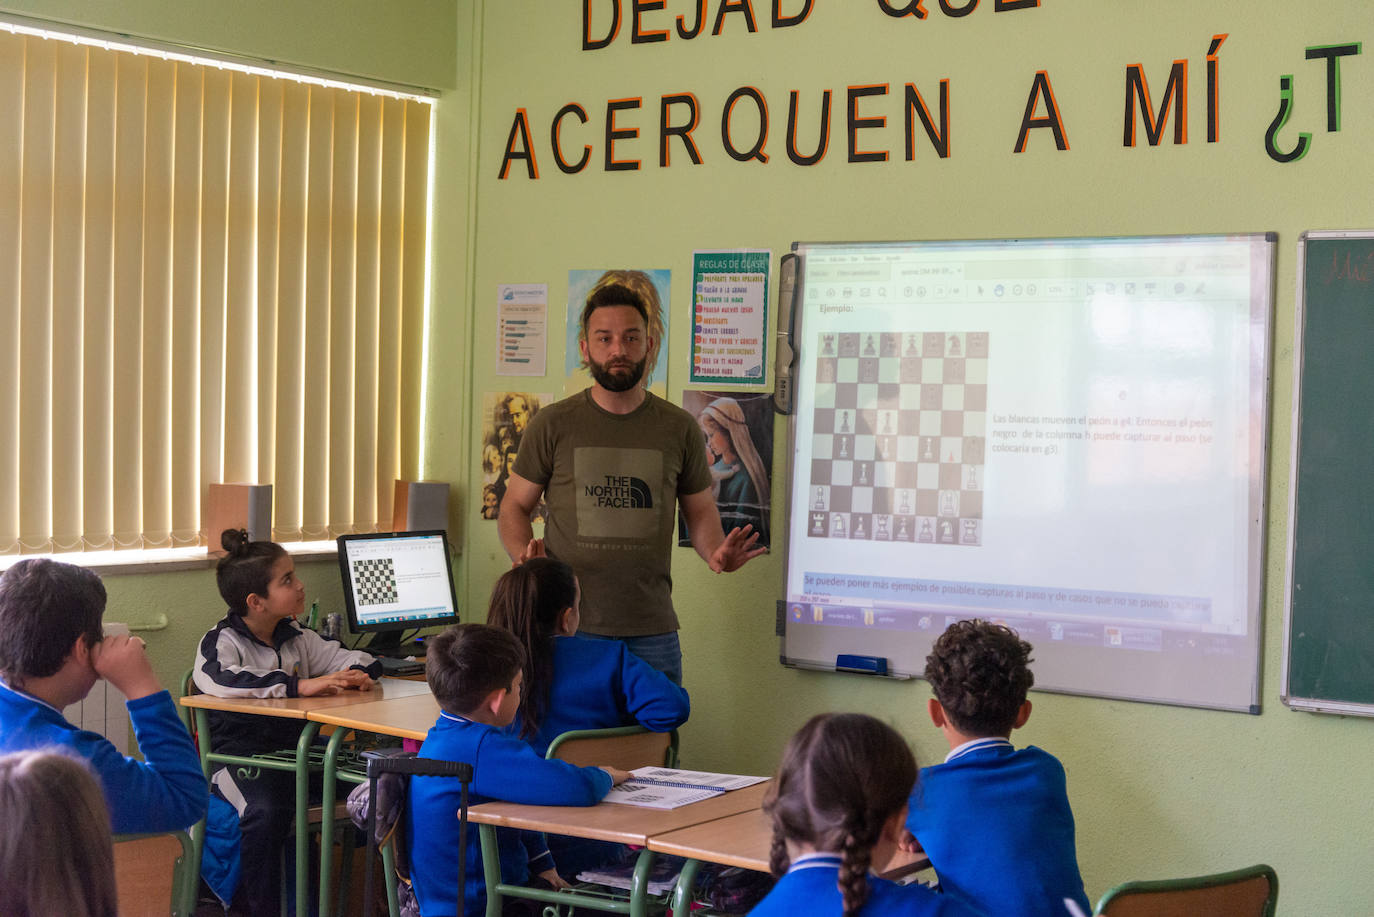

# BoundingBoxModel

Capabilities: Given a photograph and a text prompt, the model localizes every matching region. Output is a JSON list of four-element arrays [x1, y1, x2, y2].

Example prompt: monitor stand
[[366, 631, 410, 658]]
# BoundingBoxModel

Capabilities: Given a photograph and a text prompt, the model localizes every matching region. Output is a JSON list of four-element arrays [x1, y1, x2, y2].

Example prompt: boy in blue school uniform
[[406, 623, 631, 917], [904, 619, 1090, 917], [0, 559, 207, 835]]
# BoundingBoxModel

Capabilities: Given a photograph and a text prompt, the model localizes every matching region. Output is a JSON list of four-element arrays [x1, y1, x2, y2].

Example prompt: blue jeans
[[578, 631, 683, 685]]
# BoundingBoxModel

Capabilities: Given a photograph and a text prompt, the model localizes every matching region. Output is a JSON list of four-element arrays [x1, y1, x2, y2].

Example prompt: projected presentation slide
[[782, 236, 1273, 710], [344, 534, 456, 626]]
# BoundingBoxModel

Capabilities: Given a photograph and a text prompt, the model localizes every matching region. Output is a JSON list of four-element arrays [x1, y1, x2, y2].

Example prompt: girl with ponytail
[[753, 713, 983, 917]]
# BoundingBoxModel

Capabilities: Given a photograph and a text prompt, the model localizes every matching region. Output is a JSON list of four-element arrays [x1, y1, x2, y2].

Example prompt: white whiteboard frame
[[778, 234, 1274, 712]]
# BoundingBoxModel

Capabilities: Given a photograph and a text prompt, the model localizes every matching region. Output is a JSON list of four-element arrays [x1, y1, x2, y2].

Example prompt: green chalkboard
[[1283, 232, 1374, 715]]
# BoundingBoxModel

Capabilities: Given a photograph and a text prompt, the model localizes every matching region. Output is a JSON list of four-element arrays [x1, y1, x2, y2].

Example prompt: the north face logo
[[584, 474, 654, 509]]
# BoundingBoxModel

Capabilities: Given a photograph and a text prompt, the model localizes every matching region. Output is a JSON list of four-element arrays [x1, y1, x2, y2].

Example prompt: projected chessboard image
[[808, 331, 986, 546], [350, 557, 400, 605]]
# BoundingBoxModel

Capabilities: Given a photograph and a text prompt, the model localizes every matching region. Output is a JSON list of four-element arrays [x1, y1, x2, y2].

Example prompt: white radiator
[[61, 622, 130, 755]]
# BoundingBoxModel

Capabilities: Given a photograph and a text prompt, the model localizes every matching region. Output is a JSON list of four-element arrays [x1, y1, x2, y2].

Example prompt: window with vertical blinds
[[0, 25, 433, 554]]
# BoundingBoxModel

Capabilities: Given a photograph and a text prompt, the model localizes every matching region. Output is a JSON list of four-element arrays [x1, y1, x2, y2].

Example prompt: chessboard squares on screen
[[919, 384, 943, 410], [814, 380, 836, 407], [962, 412, 987, 438], [942, 384, 964, 411], [837, 333, 861, 358], [809, 483, 831, 511], [966, 332, 989, 358], [851, 436, 877, 463], [964, 383, 987, 411], [858, 358, 880, 384], [816, 358, 837, 384], [959, 490, 984, 518], [964, 358, 988, 385], [812, 433, 834, 459], [855, 383, 879, 410], [941, 411, 964, 437], [877, 382, 901, 410], [850, 486, 874, 514], [942, 358, 966, 384], [920, 410, 943, 437], [830, 459, 855, 487], [873, 461, 895, 492], [922, 332, 946, 357], [837, 358, 859, 384], [833, 383, 859, 410], [940, 463, 963, 490], [964, 436, 986, 464], [921, 358, 945, 384], [900, 357, 922, 384], [880, 333, 901, 357]]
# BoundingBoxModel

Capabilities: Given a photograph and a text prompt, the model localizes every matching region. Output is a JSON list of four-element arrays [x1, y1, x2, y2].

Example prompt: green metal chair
[[113, 830, 196, 917], [544, 725, 678, 769], [1095, 863, 1278, 917]]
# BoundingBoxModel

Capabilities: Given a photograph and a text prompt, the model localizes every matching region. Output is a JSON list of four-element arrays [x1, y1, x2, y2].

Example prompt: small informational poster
[[690, 250, 770, 386], [496, 283, 547, 376]]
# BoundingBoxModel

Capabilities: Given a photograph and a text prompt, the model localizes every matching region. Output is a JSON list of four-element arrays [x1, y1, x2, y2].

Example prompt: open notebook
[[601, 767, 768, 810]]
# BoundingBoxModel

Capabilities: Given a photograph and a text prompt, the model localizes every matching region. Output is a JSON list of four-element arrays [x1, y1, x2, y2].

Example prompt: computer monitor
[[337, 530, 460, 656]]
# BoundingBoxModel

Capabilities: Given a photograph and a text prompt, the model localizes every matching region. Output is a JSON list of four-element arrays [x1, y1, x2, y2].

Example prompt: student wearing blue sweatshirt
[[487, 557, 690, 876], [0, 559, 207, 836], [752, 712, 981, 917], [903, 619, 1090, 917], [486, 558, 690, 758], [407, 623, 631, 917]]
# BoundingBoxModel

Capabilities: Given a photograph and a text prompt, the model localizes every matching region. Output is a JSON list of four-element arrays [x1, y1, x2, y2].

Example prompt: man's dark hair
[[426, 623, 524, 715], [0, 559, 107, 683], [579, 282, 648, 335], [924, 618, 1034, 737]]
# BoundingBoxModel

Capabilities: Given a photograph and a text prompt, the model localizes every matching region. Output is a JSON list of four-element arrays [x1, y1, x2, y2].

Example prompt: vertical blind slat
[[0, 33, 25, 552], [49, 42, 88, 551]]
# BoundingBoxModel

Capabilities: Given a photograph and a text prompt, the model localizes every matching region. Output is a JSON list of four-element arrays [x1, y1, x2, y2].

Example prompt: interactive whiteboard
[[781, 235, 1274, 712]]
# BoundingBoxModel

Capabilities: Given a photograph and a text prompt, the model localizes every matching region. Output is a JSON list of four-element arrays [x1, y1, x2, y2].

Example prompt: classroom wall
[[457, 1, 1374, 910]]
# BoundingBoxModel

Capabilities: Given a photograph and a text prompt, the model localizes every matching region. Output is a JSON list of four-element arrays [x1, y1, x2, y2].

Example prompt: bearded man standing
[[498, 282, 764, 684]]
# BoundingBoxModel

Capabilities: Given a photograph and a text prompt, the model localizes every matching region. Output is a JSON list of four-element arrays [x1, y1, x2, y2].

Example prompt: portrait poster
[[479, 390, 553, 522], [565, 269, 670, 396], [676, 389, 774, 549]]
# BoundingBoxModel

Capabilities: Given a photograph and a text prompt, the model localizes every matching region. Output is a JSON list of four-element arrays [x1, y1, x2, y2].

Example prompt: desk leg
[[670, 857, 703, 917], [479, 823, 503, 917], [318, 727, 351, 917], [627, 848, 658, 917], [295, 722, 322, 917]]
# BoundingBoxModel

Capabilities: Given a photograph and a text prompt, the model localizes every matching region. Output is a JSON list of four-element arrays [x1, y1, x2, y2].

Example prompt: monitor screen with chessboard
[[337, 531, 459, 651]]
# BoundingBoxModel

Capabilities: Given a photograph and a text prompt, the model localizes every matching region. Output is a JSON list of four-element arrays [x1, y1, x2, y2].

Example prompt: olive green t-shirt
[[512, 390, 713, 635]]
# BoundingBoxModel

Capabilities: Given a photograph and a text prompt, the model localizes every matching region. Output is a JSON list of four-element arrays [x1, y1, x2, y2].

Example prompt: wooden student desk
[[180, 678, 437, 917], [466, 781, 771, 917]]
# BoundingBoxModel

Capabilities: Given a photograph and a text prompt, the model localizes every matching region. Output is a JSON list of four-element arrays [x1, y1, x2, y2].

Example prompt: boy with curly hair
[[904, 619, 1089, 917]]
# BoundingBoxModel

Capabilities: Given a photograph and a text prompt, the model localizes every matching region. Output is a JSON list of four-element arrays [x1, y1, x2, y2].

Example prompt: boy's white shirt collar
[[945, 735, 1012, 763]]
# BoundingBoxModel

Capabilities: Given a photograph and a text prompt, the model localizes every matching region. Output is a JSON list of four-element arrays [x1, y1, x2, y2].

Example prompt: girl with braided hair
[[752, 713, 982, 917]]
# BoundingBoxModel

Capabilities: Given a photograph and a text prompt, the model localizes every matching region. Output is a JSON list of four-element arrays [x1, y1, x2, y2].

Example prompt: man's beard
[[588, 354, 647, 392]]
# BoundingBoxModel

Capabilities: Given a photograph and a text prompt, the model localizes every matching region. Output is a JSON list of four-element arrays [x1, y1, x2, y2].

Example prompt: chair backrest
[[113, 831, 195, 917], [545, 726, 674, 770], [1095, 864, 1278, 917]]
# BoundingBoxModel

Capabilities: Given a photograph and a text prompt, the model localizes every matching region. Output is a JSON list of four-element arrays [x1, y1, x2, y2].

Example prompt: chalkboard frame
[[1281, 230, 1374, 716]]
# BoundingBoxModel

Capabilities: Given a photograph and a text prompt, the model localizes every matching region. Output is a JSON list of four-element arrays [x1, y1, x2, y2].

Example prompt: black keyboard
[[378, 657, 424, 676]]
